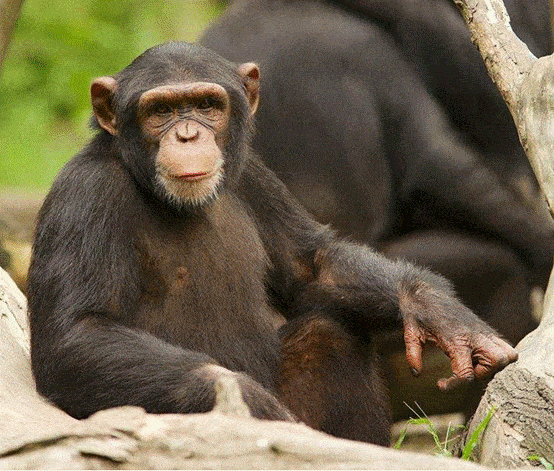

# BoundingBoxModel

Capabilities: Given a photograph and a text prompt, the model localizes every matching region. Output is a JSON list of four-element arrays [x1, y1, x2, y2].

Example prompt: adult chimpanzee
[[28, 42, 517, 446], [200, 0, 554, 349]]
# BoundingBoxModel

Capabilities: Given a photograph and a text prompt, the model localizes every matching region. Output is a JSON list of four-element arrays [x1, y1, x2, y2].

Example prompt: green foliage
[[393, 402, 464, 458], [0, 0, 223, 189], [460, 406, 496, 460], [528, 455, 554, 469], [394, 402, 496, 462], [393, 416, 459, 457]]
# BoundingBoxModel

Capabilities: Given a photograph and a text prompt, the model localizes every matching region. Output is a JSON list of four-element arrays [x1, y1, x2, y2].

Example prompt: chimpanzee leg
[[277, 313, 391, 445]]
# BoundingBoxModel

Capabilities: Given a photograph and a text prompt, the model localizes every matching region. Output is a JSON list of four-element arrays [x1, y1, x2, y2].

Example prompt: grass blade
[[461, 407, 496, 460], [528, 455, 554, 469], [393, 428, 408, 449]]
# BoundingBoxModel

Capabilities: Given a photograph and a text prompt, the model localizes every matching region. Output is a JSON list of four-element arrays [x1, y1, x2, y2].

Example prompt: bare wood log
[[0, 266, 486, 469], [0, 0, 24, 70], [451, 0, 554, 466]]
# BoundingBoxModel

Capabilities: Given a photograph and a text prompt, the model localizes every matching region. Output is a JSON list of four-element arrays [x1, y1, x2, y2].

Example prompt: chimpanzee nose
[[176, 121, 200, 141]]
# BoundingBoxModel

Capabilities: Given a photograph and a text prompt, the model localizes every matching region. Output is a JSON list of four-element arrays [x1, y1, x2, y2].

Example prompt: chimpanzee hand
[[400, 285, 518, 391]]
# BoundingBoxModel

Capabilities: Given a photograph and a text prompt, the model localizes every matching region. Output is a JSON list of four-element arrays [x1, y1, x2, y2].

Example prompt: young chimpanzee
[[28, 42, 517, 446]]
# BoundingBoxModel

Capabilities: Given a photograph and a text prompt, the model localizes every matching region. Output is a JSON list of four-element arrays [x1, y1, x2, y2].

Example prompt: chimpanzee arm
[[300, 240, 518, 390], [31, 315, 289, 419], [240, 156, 518, 390], [32, 316, 218, 418], [28, 152, 292, 420]]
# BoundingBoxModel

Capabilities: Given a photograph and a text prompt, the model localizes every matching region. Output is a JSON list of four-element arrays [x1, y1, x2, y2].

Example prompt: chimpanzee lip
[[175, 171, 211, 181], [169, 166, 221, 182]]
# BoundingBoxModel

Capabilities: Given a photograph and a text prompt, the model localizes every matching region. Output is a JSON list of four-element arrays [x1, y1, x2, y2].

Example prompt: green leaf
[[393, 428, 408, 449], [461, 407, 496, 460], [528, 455, 554, 469]]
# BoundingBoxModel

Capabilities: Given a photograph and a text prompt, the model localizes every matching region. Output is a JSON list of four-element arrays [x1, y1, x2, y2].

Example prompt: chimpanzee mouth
[[157, 164, 224, 208], [171, 168, 219, 182]]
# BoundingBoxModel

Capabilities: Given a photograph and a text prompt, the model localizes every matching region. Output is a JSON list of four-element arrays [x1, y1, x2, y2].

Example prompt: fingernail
[[411, 367, 420, 377]]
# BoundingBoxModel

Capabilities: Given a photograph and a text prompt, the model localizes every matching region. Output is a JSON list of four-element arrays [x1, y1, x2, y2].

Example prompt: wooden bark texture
[[454, 0, 554, 215], [452, 0, 554, 466], [461, 293, 554, 467]]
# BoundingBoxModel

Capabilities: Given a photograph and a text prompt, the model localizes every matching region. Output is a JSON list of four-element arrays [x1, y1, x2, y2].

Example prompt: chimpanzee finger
[[403, 322, 423, 376], [473, 363, 494, 380], [472, 336, 518, 380], [437, 345, 474, 391], [437, 374, 468, 392]]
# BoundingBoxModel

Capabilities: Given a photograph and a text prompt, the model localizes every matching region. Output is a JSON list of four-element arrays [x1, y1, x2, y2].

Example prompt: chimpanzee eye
[[152, 103, 173, 115], [197, 97, 218, 110]]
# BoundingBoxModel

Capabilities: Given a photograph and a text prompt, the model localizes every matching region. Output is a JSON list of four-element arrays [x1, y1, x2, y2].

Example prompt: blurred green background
[[0, 0, 223, 189]]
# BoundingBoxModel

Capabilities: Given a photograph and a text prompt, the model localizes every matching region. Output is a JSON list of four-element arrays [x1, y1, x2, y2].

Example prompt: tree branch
[[0, 0, 24, 70], [453, 0, 554, 222], [453, 0, 535, 108]]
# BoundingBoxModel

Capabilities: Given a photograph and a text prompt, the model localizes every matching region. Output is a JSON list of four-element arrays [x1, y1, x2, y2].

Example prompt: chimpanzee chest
[[134, 194, 281, 384]]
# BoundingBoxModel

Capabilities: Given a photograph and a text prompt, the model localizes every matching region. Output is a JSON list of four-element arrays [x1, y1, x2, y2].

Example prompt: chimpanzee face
[[89, 42, 260, 210]]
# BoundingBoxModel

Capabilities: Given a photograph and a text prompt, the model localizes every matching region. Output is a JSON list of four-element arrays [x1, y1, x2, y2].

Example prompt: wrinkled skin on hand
[[400, 283, 519, 391]]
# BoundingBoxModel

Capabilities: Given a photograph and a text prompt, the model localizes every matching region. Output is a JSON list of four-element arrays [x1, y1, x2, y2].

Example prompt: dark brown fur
[[28, 42, 517, 446]]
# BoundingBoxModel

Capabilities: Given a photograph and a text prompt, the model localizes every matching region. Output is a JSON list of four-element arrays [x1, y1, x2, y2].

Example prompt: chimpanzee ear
[[238, 63, 260, 115], [91, 77, 118, 136]]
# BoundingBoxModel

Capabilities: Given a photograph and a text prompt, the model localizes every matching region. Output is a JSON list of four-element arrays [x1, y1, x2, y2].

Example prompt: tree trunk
[[452, 0, 554, 466], [0, 0, 24, 70]]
